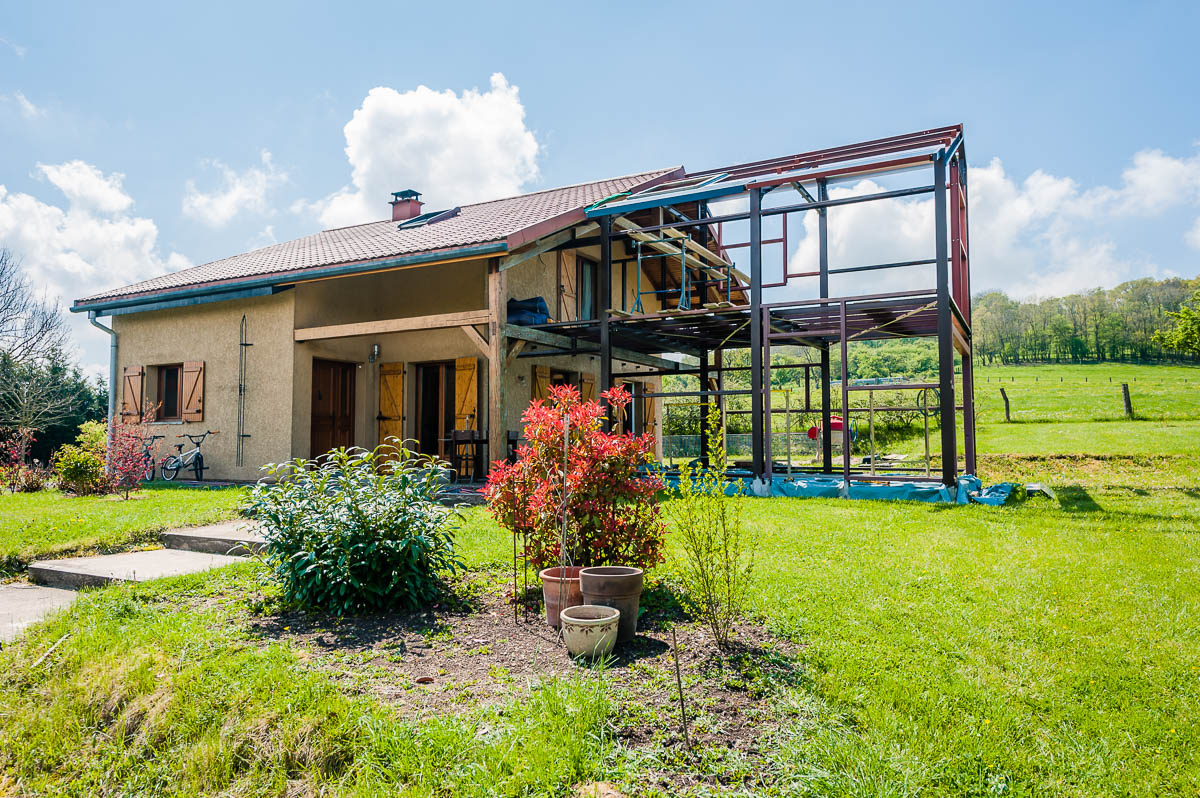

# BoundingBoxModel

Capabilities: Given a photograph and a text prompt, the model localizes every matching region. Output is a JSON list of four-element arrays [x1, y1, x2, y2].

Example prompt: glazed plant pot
[[580, 566, 644, 643], [539, 566, 583, 628], [559, 605, 621, 659]]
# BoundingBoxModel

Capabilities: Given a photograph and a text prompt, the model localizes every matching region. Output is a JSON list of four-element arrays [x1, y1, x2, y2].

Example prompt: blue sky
[[2, 0, 1199, 372]]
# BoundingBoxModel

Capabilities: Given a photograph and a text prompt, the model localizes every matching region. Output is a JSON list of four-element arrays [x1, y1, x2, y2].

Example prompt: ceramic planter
[[539, 566, 583, 628], [580, 566, 644, 643], [559, 605, 620, 658]]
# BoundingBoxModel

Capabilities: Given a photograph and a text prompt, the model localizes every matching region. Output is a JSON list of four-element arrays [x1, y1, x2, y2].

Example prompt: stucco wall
[[111, 291, 295, 482]]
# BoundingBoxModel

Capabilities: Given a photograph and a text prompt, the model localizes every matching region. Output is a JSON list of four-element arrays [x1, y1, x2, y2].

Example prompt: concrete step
[[163, 520, 266, 556], [0, 584, 77, 643], [28, 549, 246, 590]]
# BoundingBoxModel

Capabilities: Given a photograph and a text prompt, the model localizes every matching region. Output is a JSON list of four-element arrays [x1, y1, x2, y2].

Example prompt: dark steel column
[[763, 306, 773, 481], [599, 215, 613, 431], [934, 153, 957, 485], [839, 301, 851, 485], [818, 178, 833, 473], [698, 348, 710, 465], [962, 351, 977, 475], [749, 187, 765, 478]]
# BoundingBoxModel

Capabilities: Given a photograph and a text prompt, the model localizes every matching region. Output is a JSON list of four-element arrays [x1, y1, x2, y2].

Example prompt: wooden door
[[454, 357, 478, 431], [378, 363, 405, 450], [311, 359, 355, 457]]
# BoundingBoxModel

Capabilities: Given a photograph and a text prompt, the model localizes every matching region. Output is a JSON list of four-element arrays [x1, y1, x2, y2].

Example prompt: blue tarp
[[508, 296, 549, 326], [661, 472, 1015, 506]]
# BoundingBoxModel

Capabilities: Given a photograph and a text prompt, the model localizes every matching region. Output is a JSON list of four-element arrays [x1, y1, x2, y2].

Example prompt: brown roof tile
[[76, 167, 678, 306]]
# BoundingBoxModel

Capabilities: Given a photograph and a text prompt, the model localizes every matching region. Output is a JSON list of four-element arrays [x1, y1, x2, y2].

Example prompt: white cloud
[[0, 163, 189, 373], [6, 90, 43, 118], [0, 37, 26, 58], [302, 73, 540, 228], [1187, 217, 1200, 251], [781, 146, 1200, 300], [182, 150, 287, 227], [37, 160, 134, 214]]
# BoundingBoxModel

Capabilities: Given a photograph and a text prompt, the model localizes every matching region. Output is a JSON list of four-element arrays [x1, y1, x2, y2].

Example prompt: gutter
[[71, 241, 508, 316]]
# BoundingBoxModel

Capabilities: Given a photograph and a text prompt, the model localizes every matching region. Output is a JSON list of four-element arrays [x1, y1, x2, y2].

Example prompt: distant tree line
[[973, 276, 1200, 365]]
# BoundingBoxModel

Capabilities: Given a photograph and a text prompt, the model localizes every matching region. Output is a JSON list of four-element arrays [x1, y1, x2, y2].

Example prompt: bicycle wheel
[[162, 456, 181, 481], [191, 452, 204, 481], [143, 458, 156, 481]]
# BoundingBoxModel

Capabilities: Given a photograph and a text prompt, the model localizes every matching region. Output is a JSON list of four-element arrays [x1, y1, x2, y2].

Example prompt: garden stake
[[671, 627, 691, 750]]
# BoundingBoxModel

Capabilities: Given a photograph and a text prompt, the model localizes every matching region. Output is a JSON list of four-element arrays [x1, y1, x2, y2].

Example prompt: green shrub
[[245, 442, 465, 615], [668, 407, 757, 650], [53, 444, 109, 495], [75, 420, 107, 453]]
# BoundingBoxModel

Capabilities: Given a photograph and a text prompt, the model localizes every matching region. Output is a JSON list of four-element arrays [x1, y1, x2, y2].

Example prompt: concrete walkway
[[0, 520, 264, 643]]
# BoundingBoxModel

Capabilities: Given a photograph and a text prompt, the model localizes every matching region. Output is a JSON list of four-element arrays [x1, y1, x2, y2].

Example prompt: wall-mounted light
[[369, 343, 381, 363]]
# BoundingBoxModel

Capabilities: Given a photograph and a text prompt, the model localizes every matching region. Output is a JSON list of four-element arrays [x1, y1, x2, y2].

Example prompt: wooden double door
[[311, 358, 356, 457]]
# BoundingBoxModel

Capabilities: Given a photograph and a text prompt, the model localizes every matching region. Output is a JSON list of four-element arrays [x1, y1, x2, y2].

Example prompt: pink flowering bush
[[485, 383, 665, 571]]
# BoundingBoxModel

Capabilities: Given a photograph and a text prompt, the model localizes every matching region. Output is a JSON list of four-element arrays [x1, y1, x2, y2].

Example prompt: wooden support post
[[1000, 387, 1011, 422], [749, 188, 765, 478], [487, 258, 506, 475], [934, 152, 958, 486], [1122, 383, 1134, 419]]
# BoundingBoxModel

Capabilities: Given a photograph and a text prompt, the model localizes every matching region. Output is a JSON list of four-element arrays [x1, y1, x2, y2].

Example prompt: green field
[[1, 362, 1198, 796], [0, 484, 244, 573]]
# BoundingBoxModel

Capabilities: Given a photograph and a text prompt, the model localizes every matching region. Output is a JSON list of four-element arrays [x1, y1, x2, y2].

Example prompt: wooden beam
[[613, 217, 711, 274], [504, 339, 526, 366], [662, 226, 731, 267], [294, 310, 492, 342], [498, 222, 599, 272], [461, 324, 489, 357], [487, 260, 507, 472], [502, 323, 682, 372]]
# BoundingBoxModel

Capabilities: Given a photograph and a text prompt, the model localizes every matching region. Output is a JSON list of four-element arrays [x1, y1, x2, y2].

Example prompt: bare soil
[[243, 572, 804, 759]]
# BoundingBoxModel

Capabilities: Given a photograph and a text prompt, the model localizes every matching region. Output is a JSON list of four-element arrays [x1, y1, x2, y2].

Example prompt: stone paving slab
[[28, 549, 245, 590], [0, 584, 77, 643], [163, 520, 266, 555]]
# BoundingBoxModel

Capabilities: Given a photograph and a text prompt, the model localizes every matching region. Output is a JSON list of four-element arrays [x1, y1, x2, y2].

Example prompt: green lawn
[[2, 362, 1198, 795], [0, 484, 244, 573]]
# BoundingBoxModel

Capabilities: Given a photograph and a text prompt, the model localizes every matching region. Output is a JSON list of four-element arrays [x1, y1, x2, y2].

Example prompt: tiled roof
[[76, 167, 678, 306]]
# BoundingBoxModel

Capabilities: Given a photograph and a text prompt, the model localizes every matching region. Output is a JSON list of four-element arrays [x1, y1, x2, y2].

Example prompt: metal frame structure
[[532, 125, 976, 487]]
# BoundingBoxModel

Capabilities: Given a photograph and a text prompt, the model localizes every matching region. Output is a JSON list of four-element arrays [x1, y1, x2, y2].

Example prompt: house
[[72, 168, 690, 482], [74, 125, 977, 489]]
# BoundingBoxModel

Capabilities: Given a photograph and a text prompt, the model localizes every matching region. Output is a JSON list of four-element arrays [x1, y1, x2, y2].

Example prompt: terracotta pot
[[580, 566, 644, 643], [539, 566, 583, 628], [559, 605, 620, 658]]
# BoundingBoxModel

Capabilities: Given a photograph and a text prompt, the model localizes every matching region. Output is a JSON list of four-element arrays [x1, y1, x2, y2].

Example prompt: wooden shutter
[[182, 361, 205, 422], [532, 365, 550, 401], [454, 357, 478, 430], [121, 366, 144, 418], [559, 250, 578, 322], [580, 372, 596, 402]]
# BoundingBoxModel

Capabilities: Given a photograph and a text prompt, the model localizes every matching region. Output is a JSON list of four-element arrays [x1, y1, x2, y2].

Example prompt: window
[[157, 364, 183, 420]]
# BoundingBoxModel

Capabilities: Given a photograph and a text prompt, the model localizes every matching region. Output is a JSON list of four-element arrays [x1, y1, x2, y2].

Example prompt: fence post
[[1122, 383, 1134, 419], [1000, 388, 1011, 422]]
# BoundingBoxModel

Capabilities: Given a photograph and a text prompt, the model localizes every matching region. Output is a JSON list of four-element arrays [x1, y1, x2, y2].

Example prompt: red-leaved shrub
[[485, 383, 665, 571]]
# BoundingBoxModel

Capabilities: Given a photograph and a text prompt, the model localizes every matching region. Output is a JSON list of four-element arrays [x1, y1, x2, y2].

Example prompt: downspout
[[88, 311, 117, 466]]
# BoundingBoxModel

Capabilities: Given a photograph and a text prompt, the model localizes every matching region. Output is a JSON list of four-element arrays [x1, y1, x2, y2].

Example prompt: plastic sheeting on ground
[[661, 472, 1016, 505]]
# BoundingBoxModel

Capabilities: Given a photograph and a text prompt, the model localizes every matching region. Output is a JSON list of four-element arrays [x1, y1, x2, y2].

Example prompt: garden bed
[[244, 572, 803, 758]]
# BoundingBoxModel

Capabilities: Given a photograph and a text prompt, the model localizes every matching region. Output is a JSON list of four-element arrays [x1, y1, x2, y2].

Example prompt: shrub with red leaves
[[485, 383, 665, 571], [108, 410, 155, 499]]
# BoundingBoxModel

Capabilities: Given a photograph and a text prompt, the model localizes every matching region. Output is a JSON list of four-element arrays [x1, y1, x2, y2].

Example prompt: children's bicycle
[[161, 430, 219, 481], [141, 434, 165, 481]]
